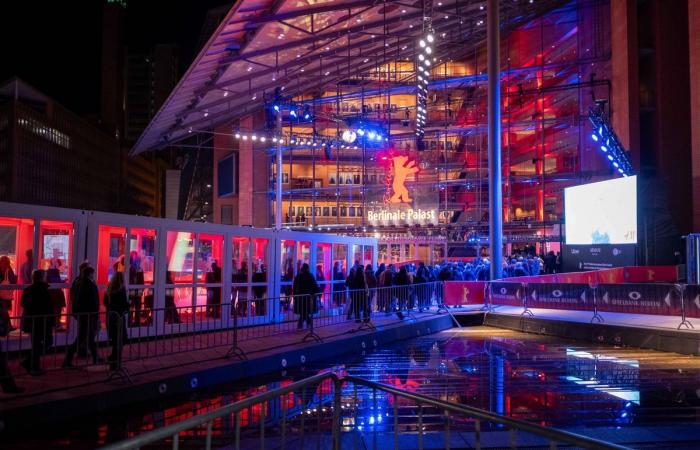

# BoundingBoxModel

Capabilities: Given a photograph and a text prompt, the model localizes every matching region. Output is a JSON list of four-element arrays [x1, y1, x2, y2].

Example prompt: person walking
[[379, 264, 395, 313], [292, 263, 319, 330], [20, 270, 54, 375], [394, 266, 412, 320], [347, 262, 368, 323], [364, 264, 377, 316], [414, 262, 429, 312], [63, 266, 101, 368], [104, 272, 129, 371]]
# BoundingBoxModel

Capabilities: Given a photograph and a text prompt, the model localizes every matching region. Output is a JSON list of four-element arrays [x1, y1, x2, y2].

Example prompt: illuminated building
[[133, 0, 699, 264]]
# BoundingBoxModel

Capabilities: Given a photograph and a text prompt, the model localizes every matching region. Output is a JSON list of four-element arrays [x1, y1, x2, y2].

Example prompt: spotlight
[[427, 34, 434, 43], [419, 39, 426, 48], [251, 135, 257, 141], [273, 105, 280, 112], [356, 128, 365, 136], [367, 131, 376, 140], [290, 105, 298, 118], [600, 145, 608, 152], [235, 132, 241, 139], [607, 154, 613, 161], [612, 161, 619, 167], [303, 105, 311, 120], [591, 133, 598, 142], [260, 136, 266, 143]]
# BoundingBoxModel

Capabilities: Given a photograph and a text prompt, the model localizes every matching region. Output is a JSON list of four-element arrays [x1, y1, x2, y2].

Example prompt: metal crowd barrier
[[97, 371, 630, 450], [0, 282, 444, 390], [485, 280, 696, 329]]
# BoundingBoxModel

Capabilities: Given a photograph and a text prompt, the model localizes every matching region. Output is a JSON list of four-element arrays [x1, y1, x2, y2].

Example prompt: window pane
[[316, 243, 332, 295], [166, 231, 194, 283], [232, 237, 250, 284], [199, 233, 223, 320], [251, 238, 267, 317], [0, 217, 34, 320], [363, 245, 374, 267], [351, 244, 362, 266], [97, 225, 126, 287], [40, 220, 74, 283], [130, 228, 156, 285], [298, 241, 311, 268]]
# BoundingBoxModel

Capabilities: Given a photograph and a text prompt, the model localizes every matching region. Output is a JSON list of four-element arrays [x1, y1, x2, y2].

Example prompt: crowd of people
[[0, 261, 129, 394]]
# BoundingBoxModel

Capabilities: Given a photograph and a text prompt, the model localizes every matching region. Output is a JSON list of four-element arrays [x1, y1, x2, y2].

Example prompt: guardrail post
[[226, 295, 247, 360], [676, 284, 694, 329]]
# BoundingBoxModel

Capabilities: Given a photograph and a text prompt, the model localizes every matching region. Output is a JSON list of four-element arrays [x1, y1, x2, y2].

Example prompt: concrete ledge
[[482, 312, 700, 355]]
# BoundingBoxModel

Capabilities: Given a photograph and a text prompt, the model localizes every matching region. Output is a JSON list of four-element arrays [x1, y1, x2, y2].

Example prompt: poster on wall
[[562, 244, 635, 272]]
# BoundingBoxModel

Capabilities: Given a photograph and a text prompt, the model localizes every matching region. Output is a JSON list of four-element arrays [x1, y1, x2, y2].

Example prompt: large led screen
[[565, 176, 637, 245]]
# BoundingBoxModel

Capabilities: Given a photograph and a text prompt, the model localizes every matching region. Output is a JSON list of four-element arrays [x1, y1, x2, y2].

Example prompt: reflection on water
[[3, 327, 700, 448]]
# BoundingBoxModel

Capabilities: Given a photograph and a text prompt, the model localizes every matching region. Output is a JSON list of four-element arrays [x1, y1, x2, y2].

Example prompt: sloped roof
[[132, 0, 566, 154]]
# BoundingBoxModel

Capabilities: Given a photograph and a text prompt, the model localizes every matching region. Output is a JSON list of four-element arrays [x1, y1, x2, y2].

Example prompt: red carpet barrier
[[443, 281, 487, 306], [555, 271, 600, 285], [624, 266, 679, 283], [526, 283, 594, 311], [594, 267, 626, 284], [682, 284, 700, 319], [489, 281, 525, 307], [596, 283, 682, 316]]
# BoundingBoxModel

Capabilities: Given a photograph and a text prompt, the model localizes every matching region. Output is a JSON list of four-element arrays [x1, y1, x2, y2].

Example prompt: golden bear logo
[[389, 156, 418, 203]]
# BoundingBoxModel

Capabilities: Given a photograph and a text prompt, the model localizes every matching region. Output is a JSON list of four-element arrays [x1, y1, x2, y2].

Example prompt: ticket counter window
[[128, 228, 156, 327], [166, 231, 195, 324], [0, 217, 34, 321], [40, 220, 73, 329], [197, 233, 223, 321]]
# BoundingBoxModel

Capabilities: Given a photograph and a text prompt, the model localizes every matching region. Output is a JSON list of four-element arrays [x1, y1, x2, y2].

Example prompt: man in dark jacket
[[20, 269, 54, 375], [63, 266, 102, 367], [347, 262, 369, 323], [293, 263, 320, 330]]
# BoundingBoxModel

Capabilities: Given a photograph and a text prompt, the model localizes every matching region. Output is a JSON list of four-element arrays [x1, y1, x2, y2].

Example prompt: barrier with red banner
[[624, 266, 679, 283], [489, 281, 525, 307], [443, 281, 487, 306], [526, 283, 594, 311], [555, 271, 600, 285], [682, 284, 700, 319], [596, 283, 682, 316], [595, 267, 625, 284]]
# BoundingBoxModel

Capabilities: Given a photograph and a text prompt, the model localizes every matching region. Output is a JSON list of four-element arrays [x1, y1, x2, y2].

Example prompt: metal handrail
[[98, 372, 631, 450]]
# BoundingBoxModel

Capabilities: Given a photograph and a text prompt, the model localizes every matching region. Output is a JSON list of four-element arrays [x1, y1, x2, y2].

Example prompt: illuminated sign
[[367, 154, 436, 225], [388, 156, 418, 203]]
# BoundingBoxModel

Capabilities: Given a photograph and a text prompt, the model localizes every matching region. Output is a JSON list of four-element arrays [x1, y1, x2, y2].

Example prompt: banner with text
[[596, 283, 682, 316], [526, 283, 594, 311], [489, 282, 525, 307], [682, 284, 700, 319]]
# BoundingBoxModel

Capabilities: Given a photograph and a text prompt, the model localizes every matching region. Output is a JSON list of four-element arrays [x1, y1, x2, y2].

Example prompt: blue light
[[290, 109, 297, 118], [591, 133, 598, 142], [304, 112, 311, 120], [607, 154, 613, 161], [273, 105, 280, 112], [356, 128, 365, 136], [613, 161, 619, 168], [598, 126, 604, 136], [367, 131, 376, 140], [600, 145, 608, 152], [618, 168, 624, 174]]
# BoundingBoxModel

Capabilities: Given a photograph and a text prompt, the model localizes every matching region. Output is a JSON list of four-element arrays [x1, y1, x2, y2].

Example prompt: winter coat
[[20, 282, 54, 334], [293, 271, 320, 315]]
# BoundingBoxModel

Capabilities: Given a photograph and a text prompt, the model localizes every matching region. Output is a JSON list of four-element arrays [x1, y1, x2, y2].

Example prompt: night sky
[[1, 0, 228, 115]]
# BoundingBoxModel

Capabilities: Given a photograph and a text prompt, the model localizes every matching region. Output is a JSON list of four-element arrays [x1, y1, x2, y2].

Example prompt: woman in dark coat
[[20, 269, 54, 375], [293, 263, 319, 330], [63, 266, 101, 367], [104, 272, 129, 371]]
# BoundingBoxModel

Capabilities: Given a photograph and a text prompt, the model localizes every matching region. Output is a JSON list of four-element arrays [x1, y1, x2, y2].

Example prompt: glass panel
[[316, 243, 332, 296], [250, 238, 268, 317], [232, 237, 250, 284], [96, 225, 126, 327], [127, 228, 156, 327], [0, 217, 34, 321], [39, 220, 74, 283], [280, 240, 295, 311], [351, 244, 362, 267], [166, 231, 194, 284], [298, 241, 311, 268], [198, 233, 223, 320], [331, 244, 347, 308], [363, 245, 374, 267]]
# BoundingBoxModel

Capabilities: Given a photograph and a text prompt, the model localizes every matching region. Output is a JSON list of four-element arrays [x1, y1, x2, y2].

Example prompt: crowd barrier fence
[[0, 282, 445, 391], [445, 280, 696, 329]]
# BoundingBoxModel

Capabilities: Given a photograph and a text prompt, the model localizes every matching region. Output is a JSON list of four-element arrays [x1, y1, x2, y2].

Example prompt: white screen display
[[564, 176, 637, 245]]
